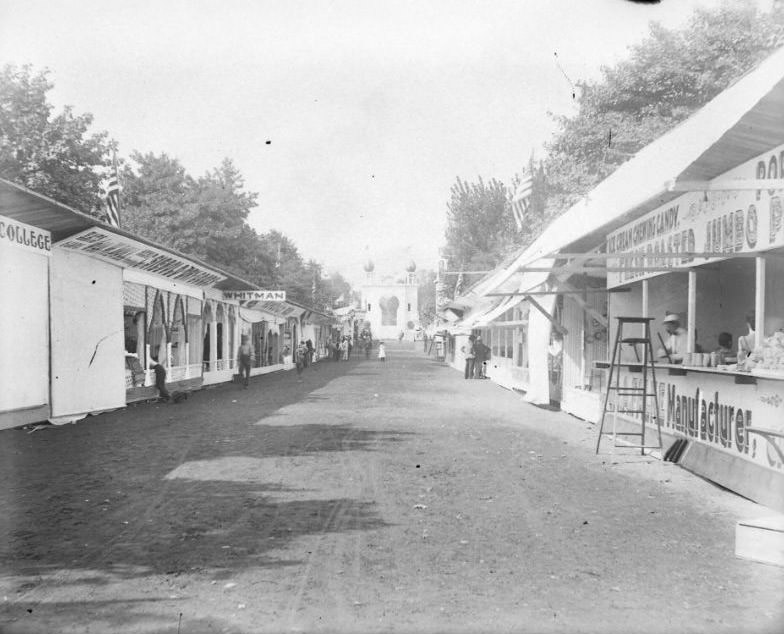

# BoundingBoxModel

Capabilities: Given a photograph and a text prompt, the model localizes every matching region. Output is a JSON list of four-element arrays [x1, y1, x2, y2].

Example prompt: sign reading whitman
[[223, 290, 286, 302], [57, 228, 224, 286]]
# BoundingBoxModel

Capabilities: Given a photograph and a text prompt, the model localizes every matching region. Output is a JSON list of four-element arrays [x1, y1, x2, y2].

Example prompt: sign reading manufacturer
[[0, 214, 51, 256], [223, 290, 286, 302]]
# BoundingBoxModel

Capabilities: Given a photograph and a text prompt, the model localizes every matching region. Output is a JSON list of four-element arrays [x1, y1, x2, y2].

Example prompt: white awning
[[472, 297, 522, 328], [482, 45, 784, 294]]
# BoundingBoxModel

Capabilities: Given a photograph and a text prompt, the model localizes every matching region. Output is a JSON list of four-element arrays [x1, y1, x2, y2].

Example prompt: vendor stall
[[472, 45, 784, 509]]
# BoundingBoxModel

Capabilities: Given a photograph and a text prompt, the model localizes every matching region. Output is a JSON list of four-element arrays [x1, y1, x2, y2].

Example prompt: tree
[[122, 152, 272, 282], [417, 268, 437, 327], [442, 176, 513, 292], [543, 2, 784, 215], [0, 64, 114, 214]]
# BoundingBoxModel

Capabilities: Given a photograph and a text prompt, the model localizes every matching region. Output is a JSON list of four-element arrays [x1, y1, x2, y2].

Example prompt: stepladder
[[596, 316, 663, 455]]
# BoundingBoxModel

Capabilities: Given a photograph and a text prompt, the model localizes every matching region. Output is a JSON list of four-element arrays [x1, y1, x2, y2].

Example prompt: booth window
[[122, 282, 147, 363], [216, 303, 225, 361], [148, 292, 167, 365], [187, 297, 202, 372], [228, 306, 236, 369], [202, 303, 212, 370], [170, 296, 187, 367]]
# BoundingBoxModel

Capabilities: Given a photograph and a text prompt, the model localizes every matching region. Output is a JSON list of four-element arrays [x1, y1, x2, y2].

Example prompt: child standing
[[377, 341, 386, 362]]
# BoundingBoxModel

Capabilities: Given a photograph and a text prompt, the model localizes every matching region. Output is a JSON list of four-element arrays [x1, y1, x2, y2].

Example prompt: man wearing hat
[[658, 313, 687, 363]]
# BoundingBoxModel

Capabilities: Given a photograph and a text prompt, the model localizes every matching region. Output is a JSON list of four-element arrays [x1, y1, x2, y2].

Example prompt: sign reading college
[[0, 214, 51, 256], [222, 290, 286, 302]]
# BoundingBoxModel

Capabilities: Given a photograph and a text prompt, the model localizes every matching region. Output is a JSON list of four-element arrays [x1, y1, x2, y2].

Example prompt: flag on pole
[[103, 152, 121, 227], [454, 272, 464, 298], [511, 174, 533, 232]]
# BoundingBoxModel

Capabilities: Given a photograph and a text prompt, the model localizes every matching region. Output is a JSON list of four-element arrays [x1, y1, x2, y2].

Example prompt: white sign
[[614, 367, 784, 473], [57, 228, 224, 286], [223, 290, 286, 302], [606, 144, 784, 288], [0, 214, 52, 256]]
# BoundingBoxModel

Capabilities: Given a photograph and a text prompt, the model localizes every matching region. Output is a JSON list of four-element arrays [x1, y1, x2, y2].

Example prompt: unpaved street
[[1, 342, 782, 633]]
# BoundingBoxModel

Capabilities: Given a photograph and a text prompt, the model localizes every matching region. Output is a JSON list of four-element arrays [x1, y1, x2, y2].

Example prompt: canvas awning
[[0, 177, 257, 290], [482, 45, 784, 295]]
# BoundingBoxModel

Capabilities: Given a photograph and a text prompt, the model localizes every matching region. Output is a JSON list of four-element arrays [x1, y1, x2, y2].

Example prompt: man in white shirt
[[658, 313, 688, 363]]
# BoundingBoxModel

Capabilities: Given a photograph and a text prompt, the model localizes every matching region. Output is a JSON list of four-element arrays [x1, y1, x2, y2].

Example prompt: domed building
[[360, 259, 419, 341]]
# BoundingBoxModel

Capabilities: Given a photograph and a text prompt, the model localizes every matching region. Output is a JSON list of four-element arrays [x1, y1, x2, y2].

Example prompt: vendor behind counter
[[656, 312, 687, 363]]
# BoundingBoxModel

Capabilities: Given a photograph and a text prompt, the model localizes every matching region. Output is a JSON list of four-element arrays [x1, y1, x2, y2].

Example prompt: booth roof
[[0, 177, 256, 290], [480, 45, 784, 296]]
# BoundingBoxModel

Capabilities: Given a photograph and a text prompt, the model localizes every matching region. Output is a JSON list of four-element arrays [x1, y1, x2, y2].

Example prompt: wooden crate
[[735, 515, 784, 567]]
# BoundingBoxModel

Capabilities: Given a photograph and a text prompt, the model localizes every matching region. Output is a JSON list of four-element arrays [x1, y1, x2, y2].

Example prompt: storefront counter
[[653, 362, 784, 384], [605, 362, 784, 510]]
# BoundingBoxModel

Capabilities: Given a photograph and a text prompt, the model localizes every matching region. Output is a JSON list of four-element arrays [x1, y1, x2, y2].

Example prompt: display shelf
[[592, 361, 784, 382]]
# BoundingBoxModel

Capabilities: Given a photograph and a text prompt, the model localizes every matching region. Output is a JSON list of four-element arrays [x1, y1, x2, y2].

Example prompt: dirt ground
[[0, 341, 782, 634]]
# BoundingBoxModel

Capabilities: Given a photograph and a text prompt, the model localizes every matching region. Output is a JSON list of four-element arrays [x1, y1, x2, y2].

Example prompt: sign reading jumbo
[[223, 290, 286, 302], [606, 144, 784, 288]]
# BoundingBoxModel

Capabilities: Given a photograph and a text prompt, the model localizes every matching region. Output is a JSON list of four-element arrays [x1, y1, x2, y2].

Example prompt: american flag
[[103, 154, 121, 227], [511, 174, 533, 232], [454, 272, 464, 298]]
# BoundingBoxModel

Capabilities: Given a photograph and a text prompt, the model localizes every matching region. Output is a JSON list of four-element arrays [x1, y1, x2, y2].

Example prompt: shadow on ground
[[0, 355, 415, 593]]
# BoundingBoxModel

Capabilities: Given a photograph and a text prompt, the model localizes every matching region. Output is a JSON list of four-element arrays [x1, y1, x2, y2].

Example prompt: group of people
[[327, 336, 354, 361], [462, 334, 490, 379], [657, 310, 757, 365]]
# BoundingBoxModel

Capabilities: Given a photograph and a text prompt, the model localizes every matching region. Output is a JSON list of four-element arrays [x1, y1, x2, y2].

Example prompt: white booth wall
[[50, 247, 125, 422], [0, 240, 50, 428]]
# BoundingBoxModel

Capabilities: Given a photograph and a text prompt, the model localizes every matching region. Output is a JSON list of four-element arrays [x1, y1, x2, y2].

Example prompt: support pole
[[756, 257, 766, 346], [687, 270, 697, 353]]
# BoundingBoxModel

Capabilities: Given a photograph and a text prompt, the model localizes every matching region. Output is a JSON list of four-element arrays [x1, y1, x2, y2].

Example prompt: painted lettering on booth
[[0, 215, 52, 256]]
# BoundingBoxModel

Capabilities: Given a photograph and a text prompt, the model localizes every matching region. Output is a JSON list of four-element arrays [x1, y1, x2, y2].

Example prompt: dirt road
[[1, 342, 782, 633]]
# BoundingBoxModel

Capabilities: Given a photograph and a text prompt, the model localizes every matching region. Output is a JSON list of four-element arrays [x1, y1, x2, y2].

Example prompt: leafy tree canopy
[[0, 64, 114, 213], [543, 2, 784, 214]]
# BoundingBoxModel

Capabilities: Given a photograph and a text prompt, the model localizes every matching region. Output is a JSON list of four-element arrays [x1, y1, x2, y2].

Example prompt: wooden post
[[756, 257, 766, 345], [687, 270, 696, 353]]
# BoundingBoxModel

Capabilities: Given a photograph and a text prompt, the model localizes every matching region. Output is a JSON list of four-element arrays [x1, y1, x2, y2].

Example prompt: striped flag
[[103, 153, 121, 227], [511, 174, 533, 232], [454, 272, 464, 298]]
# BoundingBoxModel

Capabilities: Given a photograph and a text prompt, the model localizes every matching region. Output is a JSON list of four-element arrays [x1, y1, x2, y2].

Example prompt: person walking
[[377, 341, 387, 362], [305, 339, 314, 368], [340, 337, 349, 361], [295, 340, 307, 381], [473, 335, 489, 379], [237, 334, 253, 388], [463, 335, 476, 379]]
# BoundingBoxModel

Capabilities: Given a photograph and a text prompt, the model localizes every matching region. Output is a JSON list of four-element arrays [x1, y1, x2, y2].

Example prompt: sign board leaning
[[57, 227, 224, 287], [605, 144, 784, 288], [223, 290, 287, 302], [0, 214, 52, 256]]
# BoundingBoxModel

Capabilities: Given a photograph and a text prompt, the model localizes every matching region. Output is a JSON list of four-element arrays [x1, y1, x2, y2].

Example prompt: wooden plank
[[543, 252, 773, 260], [557, 280, 608, 328], [519, 266, 686, 273], [526, 296, 568, 336], [736, 515, 784, 567], [670, 178, 784, 192], [486, 289, 628, 296]]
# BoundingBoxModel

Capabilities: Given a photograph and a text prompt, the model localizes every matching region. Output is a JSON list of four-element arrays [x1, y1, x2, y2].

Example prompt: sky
[[0, 0, 747, 284]]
